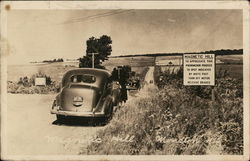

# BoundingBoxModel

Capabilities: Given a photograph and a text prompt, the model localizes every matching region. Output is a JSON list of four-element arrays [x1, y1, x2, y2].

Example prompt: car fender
[[51, 100, 56, 110], [52, 94, 60, 109]]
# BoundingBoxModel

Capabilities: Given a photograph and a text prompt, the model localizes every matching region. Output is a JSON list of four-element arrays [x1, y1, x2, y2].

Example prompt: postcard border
[[0, 1, 249, 161]]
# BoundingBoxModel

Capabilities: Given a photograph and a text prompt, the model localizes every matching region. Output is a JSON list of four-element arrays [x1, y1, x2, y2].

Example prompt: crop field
[[160, 66, 181, 74], [216, 64, 243, 80], [7, 55, 242, 84], [103, 56, 154, 73], [157, 55, 243, 79], [7, 56, 155, 83], [217, 55, 243, 64], [103, 56, 155, 68], [159, 64, 242, 80], [7, 54, 242, 83]]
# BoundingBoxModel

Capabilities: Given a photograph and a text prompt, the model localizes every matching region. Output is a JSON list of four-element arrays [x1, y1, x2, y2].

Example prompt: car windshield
[[70, 74, 96, 84]]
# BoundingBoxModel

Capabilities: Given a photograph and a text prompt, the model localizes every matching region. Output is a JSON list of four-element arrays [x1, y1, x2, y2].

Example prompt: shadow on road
[[52, 117, 109, 127]]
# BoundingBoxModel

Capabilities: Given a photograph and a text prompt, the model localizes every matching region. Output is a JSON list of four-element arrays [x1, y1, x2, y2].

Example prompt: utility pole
[[89, 53, 99, 68]]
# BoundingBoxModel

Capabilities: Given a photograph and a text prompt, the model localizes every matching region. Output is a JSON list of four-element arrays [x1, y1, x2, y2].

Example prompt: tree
[[111, 65, 131, 84], [79, 35, 112, 68]]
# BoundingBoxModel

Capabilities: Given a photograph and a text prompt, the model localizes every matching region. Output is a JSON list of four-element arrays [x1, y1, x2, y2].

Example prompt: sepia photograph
[[0, 1, 249, 160]]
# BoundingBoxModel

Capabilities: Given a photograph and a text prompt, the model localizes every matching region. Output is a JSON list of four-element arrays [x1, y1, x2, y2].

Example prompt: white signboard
[[35, 77, 46, 86], [183, 54, 215, 86]]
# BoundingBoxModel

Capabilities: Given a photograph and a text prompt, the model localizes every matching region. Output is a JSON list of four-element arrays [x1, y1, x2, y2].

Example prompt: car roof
[[62, 68, 111, 87]]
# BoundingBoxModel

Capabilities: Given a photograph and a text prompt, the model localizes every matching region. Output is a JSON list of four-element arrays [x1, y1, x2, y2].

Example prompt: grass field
[[159, 64, 242, 80], [103, 56, 154, 75], [7, 62, 78, 83], [157, 55, 243, 80], [216, 64, 243, 80], [7, 55, 242, 83], [7, 56, 155, 83], [103, 56, 155, 68]]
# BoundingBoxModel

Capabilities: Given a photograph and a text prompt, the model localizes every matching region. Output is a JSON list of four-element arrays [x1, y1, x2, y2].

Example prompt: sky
[[6, 9, 242, 65]]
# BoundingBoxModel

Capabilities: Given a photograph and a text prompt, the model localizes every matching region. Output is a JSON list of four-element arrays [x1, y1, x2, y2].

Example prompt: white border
[[0, 1, 249, 161], [0, 1, 249, 9], [242, 4, 250, 161], [0, 0, 8, 160]]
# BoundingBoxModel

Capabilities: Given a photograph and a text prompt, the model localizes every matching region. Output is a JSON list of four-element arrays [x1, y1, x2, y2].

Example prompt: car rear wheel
[[56, 115, 66, 122], [105, 101, 114, 123]]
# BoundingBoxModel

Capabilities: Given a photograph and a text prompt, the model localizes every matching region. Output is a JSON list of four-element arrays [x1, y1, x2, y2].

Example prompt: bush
[[7, 72, 59, 94], [220, 121, 243, 154]]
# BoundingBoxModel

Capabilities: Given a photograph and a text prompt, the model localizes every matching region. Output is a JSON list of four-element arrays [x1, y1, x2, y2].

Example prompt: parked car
[[126, 82, 138, 91], [51, 68, 122, 122], [126, 78, 141, 91]]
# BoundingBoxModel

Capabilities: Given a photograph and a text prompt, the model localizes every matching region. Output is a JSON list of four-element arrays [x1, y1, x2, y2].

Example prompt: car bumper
[[126, 87, 138, 90], [50, 108, 105, 117]]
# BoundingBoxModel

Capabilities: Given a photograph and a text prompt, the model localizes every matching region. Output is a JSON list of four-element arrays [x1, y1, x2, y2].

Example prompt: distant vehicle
[[149, 80, 154, 84], [126, 79, 141, 90], [51, 68, 122, 122], [126, 82, 137, 91]]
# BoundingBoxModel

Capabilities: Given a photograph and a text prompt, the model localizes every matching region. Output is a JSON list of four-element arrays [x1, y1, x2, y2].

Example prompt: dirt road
[[129, 66, 157, 99], [6, 94, 104, 155], [142, 66, 157, 91], [144, 66, 154, 84], [5, 67, 156, 156]]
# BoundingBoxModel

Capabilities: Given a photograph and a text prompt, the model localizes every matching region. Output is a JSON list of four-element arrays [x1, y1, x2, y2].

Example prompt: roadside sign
[[183, 54, 215, 86], [35, 77, 46, 86]]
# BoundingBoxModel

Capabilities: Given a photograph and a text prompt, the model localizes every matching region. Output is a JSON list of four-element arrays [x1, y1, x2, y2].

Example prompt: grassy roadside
[[85, 67, 243, 155]]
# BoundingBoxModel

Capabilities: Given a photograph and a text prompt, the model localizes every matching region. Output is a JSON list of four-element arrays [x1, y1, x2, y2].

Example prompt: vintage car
[[126, 78, 141, 91], [126, 81, 138, 90], [51, 68, 121, 121]]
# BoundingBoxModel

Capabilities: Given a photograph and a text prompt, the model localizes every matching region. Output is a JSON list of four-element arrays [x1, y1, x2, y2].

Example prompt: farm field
[[159, 64, 243, 79], [160, 66, 181, 73], [217, 55, 243, 64], [103, 56, 154, 74], [157, 54, 243, 79], [103, 56, 155, 68], [7, 56, 155, 83], [216, 64, 243, 79], [7, 55, 242, 83], [7, 62, 78, 83]]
